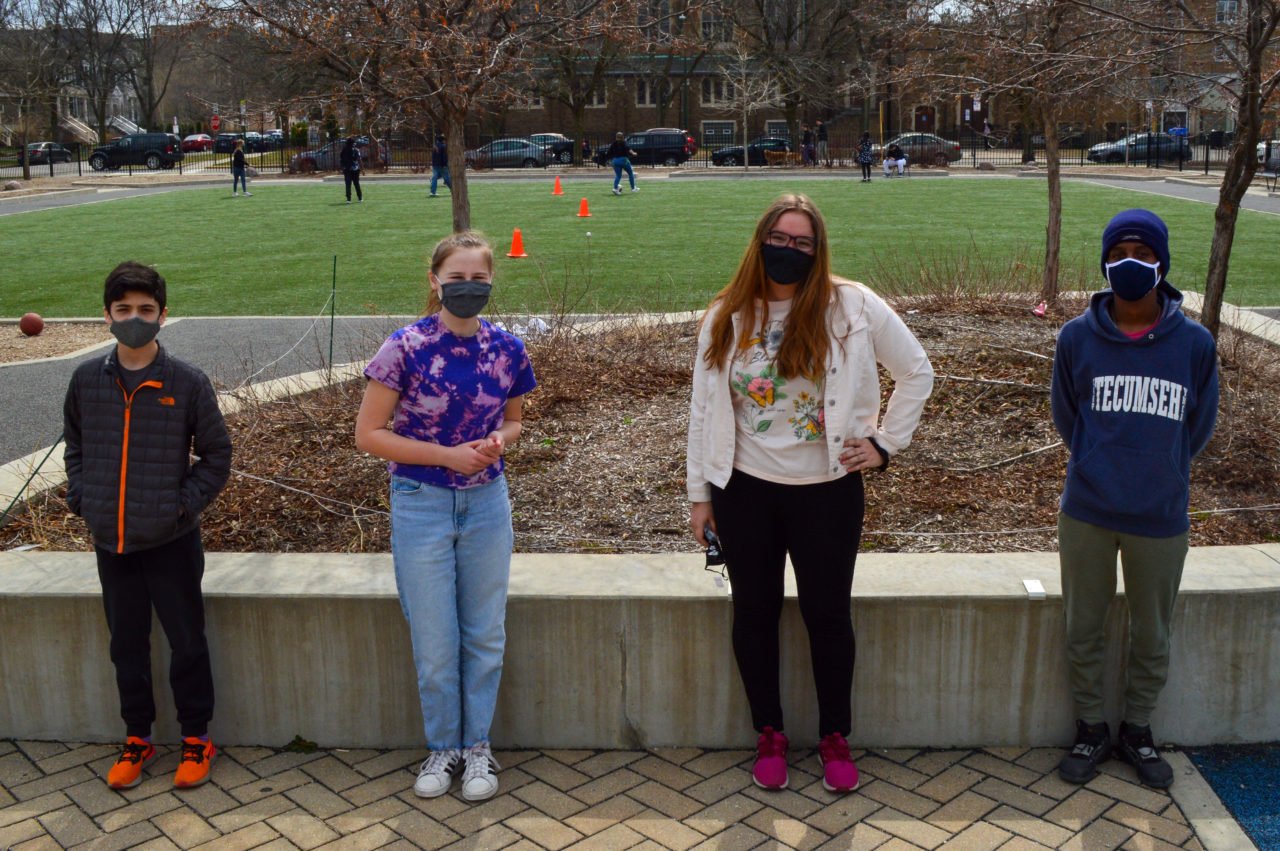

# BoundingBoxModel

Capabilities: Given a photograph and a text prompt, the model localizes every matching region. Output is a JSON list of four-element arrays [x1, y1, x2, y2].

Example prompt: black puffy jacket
[[63, 345, 232, 554]]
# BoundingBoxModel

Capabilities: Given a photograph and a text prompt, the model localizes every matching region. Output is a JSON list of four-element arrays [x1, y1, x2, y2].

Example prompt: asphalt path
[[0, 315, 413, 466]]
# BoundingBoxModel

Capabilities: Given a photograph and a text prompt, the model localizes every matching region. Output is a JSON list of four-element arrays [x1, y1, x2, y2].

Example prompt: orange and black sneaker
[[173, 736, 216, 788], [106, 736, 155, 789]]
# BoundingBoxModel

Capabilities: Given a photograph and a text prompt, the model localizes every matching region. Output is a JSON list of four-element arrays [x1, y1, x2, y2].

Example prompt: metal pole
[[329, 256, 337, 370]]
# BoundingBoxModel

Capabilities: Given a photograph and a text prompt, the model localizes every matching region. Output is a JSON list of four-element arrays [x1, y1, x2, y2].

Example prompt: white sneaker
[[413, 749, 460, 798], [612, 187, 621, 195], [460, 742, 500, 802], [243, 192, 252, 196], [631, 187, 639, 192]]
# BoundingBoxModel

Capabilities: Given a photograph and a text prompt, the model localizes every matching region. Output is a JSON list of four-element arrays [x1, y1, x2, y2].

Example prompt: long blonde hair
[[424, 231, 494, 315], [702, 194, 835, 380]]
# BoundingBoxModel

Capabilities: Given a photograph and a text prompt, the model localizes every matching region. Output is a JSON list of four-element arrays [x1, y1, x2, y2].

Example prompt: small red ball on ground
[[19, 312, 44, 336]]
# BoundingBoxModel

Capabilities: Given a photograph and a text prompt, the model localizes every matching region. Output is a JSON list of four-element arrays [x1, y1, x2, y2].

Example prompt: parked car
[[1031, 130, 1088, 148], [883, 132, 962, 166], [213, 133, 241, 153], [263, 129, 285, 148], [643, 128, 698, 155], [19, 141, 73, 164], [287, 137, 377, 173], [711, 136, 790, 167], [182, 133, 213, 152], [465, 138, 553, 169], [529, 133, 576, 164], [1086, 133, 1191, 163], [593, 130, 695, 166], [88, 133, 183, 171]]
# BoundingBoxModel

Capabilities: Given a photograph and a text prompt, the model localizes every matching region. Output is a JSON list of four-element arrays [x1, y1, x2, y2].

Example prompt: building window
[[513, 93, 543, 110], [765, 120, 790, 138], [701, 78, 735, 106], [636, 78, 669, 107], [586, 87, 607, 109], [1216, 0, 1238, 23], [701, 10, 733, 43], [702, 121, 735, 146]]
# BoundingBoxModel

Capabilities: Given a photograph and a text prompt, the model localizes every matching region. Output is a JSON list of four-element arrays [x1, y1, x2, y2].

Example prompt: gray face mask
[[110, 317, 161, 348], [440, 280, 492, 319]]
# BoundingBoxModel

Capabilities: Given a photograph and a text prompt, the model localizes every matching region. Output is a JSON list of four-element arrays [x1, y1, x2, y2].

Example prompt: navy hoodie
[[1051, 282, 1218, 537]]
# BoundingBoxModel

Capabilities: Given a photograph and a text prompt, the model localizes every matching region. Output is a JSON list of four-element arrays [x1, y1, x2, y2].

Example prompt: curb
[[1167, 752, 1260, 851]]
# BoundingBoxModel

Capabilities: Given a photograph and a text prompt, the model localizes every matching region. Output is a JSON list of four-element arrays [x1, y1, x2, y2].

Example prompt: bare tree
[[121, 0, 193, 130], [1, 0, 73, 176], [715, 38, 782, 167], [718, 0, 859, 138], [1071, 0, 1280, 339], [209, 0, 644, 231], [59, 0, 137, 139], [910, 0, 1147, 303]]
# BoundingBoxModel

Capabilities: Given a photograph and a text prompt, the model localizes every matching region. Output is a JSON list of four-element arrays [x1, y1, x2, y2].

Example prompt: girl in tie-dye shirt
[[355, 231, 536, 805]]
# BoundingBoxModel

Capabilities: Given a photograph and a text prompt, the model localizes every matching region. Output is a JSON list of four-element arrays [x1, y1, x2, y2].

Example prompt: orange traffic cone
[[552, 175, 564, 196], [577, 197, 591, 218], [506, 228, 528, 258]]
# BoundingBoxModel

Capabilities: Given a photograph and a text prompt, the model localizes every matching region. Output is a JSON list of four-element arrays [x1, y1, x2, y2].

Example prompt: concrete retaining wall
[[1, 546, 1278, 748]]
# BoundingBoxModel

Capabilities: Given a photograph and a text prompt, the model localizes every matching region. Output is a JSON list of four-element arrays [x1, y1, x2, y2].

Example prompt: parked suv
[[594, 130, 694, 166], [88, 133, 184, 171]]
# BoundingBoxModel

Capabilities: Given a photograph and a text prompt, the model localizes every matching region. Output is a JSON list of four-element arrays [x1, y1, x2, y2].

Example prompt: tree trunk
[[1040, 107, 1062, 305], [1201, 140, 1256, 339], [446, 112, 470, 232]]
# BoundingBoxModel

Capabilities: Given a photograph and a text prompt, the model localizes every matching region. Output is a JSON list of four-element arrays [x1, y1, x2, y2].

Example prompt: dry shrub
[[4, 297, 1277, 554]]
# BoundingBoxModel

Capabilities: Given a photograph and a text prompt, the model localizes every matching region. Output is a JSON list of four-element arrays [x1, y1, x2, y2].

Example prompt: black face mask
[[110, 317, 161, 348], [439, 280, 492, 319], [760, 244, 814, 286]]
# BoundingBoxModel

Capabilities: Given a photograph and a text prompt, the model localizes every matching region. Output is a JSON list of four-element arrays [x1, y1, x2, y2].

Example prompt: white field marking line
[[1080, 178, 1280, 218]]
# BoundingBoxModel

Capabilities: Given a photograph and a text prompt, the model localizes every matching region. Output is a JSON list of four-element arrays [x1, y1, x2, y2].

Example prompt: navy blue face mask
[[439, 280, 491, 319], [1105, 258, 1160, 301], [760, 244, 814, 286]]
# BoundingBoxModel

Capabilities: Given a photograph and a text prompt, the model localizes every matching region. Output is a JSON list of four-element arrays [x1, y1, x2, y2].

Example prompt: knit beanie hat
[[1101, 209, 1170, 279]]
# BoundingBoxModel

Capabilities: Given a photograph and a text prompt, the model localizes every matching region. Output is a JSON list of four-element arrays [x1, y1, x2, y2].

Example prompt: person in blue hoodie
[[1051, 209, 1218, 790]]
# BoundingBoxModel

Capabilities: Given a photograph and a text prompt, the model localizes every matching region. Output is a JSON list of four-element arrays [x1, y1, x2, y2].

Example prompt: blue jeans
[[232, 166, 247, 193], [390, 474, 513, 749], [612, 157, 635, 190], [431, 165, 451, 195]]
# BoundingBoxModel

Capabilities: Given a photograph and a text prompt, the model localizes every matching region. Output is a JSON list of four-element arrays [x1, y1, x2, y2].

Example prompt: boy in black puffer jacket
[[63, 261, 231, 791]]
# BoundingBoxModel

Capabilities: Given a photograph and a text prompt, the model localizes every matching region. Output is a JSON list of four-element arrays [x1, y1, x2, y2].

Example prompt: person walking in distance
[[1052, 209, 1218, 790], [64, 261, 232, 790], [231, 139, 250, 196], [686, 194, 933, 794], [857, 133, 874, 182], [815, 119, 830, 167], [430, 134, 452, 197], [356, 231, 537, 802], [340, 136, 363, 203]]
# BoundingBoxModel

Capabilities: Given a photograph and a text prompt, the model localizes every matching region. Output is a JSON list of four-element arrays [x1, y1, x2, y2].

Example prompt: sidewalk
[[0, 737, 1248, 850]]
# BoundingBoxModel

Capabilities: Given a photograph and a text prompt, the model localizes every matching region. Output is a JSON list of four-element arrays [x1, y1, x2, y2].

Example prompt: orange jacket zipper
[[116, 378, 164, 553]]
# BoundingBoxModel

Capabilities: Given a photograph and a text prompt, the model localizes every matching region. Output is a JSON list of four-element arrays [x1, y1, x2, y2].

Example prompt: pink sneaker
[[818, 732, 860, 793], [752, 727, 789, 790]]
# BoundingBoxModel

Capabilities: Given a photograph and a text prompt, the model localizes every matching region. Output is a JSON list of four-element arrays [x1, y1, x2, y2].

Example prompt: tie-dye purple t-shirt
[[364, 314, 537, 489]]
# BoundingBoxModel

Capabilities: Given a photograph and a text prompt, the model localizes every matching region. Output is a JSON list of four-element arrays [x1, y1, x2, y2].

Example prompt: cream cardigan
[[686, 280, 934, 502]]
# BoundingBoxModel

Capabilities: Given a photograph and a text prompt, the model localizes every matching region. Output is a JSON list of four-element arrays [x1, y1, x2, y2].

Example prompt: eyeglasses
[[764, 230, 816, 254]]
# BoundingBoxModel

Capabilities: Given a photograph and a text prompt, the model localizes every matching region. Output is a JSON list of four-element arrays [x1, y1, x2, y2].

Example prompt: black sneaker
[[1058, 719, 1111, 784], [1117, 722, 1174, 789]]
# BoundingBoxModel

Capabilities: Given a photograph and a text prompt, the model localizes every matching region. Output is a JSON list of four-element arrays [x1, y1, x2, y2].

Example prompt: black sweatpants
[[710, 469, 864, 737], [860, 162, 872, 180], [96, 529, 214, 738], [344, 170, 362, 201]]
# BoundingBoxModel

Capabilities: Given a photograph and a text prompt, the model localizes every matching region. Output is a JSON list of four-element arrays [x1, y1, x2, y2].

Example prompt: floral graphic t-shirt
[[729, 300, 840, 485], [364, 314, 537, 489]]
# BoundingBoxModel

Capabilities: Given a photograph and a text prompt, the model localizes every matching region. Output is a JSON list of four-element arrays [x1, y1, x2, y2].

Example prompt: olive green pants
[[1058, 513, 1188, 727]]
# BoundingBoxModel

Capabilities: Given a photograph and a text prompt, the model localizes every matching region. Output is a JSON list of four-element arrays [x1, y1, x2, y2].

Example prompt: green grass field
[[7, 177, 1279, 316]]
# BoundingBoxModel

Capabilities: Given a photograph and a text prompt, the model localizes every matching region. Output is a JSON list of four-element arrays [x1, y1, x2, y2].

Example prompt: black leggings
[[860, 162, 872, 180], [710, 469, 865, 737], [344, 170, 362, 201]]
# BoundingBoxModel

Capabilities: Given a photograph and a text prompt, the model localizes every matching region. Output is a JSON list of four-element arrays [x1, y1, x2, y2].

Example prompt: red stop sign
[[210, 114, 221, 132]]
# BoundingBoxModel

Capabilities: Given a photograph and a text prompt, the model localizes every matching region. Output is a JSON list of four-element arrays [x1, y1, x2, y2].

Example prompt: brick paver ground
[[0, 739, 1210, 850]]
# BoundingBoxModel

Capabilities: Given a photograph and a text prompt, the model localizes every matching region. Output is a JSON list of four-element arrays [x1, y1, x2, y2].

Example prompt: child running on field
[[355, 231, 536, 802]]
